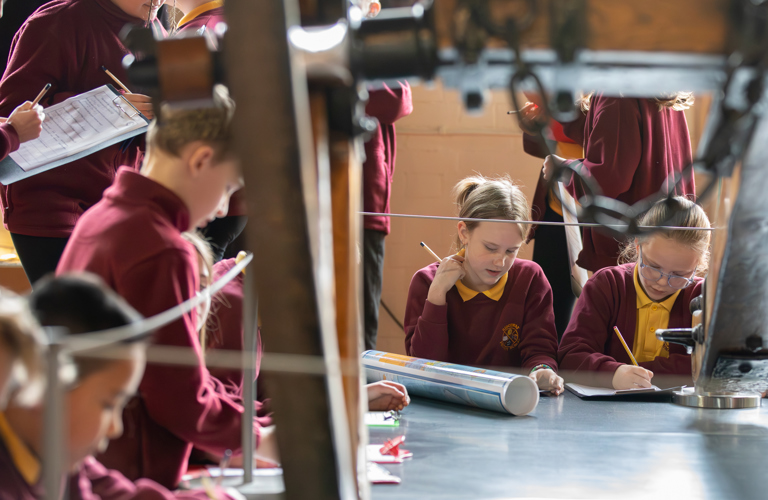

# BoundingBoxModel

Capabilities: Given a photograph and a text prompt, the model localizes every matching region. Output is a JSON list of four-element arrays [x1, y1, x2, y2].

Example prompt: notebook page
[[9, 85, 147, 172]]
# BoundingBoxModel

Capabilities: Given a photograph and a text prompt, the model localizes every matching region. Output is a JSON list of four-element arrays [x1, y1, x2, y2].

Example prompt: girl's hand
[[367, 381, 410, 411], [612, 365, 654, 390], [120, 93, 154, 120], [7, 101, 44, 143], [542, 154, 565, 182], [427, 254, 465, 306], [530, 368, 564, 395]]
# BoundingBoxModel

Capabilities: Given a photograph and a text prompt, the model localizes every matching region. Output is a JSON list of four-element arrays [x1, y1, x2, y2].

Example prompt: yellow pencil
[[31, 83, 51, 107], [613, 326, 638, 366], [419, 242, 441, 262], [100, 65, 132, 94]]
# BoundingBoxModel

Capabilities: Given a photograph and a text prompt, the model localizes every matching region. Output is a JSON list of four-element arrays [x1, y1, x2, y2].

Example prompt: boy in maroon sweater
[[0, 0, 161, 285], [404, 175, 563, 394], [558, 197, 710, 389], [56, 86, 277, 488], [541, 93, 696, 272]]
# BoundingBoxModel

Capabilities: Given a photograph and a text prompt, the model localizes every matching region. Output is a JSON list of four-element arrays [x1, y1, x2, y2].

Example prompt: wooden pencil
[[613, 326, 639, 366]]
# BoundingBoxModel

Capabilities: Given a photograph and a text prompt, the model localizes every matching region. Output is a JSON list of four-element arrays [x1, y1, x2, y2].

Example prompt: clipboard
[[0, 85, 149, 185], [566, 383, 685, 401]]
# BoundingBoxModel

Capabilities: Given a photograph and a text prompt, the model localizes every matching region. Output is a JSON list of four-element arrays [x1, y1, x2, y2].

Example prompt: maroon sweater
[[174, 6, 245, 217], [56, 169, 268, 488], [0, 442, 219, 500], [0, 0, 162, 237], [404, 259, 559, 370], [562, 96, 695, 271], [0, 123, 19, 162], [558, 263, 701, 385], [363, 82, 413, 234]]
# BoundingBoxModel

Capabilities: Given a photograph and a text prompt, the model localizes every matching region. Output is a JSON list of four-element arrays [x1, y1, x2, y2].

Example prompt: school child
[[0, 101, 44, 162], [540, 93, 696, 273], [0, 273, 242, 499], [404, 175, 564, 395], [558, 196, 710, 389], [56, 85, 277, 489], [0, 288, 45, 410], [0, 0, 163, 285]]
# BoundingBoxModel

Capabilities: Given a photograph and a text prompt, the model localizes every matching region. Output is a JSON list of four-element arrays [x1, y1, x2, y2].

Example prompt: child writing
[[0, 273, 242, 499], [404, 175, 563, 395], [0, 102, 44, 162], [0, 0, 163, 285], [56, 85, 277, 488], [558, 196, 710, 389]]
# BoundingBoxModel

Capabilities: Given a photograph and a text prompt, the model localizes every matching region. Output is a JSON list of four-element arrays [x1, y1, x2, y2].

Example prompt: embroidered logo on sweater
[[500, 323, 520, 350]]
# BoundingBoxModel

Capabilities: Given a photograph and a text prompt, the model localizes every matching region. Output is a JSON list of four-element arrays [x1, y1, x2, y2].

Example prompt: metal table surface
[[370, 392, 768, 500]]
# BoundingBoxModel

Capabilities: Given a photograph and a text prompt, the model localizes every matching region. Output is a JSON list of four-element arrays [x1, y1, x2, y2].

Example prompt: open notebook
[[567, 383, 685, 399], [0, 85, 149, 184]]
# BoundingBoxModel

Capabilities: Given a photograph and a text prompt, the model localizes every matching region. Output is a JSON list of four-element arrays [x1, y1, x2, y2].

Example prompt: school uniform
[[362, 81, 413, 351], [0, 123, 19, 162], [0, 0, 163, 283], [522, 118, 585, 339], [404, 253, 559, 370], [173, 1, 246, 261], [56, 168, 269, 488], [558, 263, 701, 386], [560, 95, 695, 272], [0, 413, 221, 500]]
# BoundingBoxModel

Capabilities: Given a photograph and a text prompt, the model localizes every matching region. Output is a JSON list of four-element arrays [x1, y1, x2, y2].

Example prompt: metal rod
[[43, 334, 65, 500], [241, 265, 256, 484], [360, 212, 717, 231]]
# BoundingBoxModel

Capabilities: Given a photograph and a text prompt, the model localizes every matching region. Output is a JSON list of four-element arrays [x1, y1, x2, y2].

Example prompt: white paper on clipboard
[[556, 182, 589, 297]]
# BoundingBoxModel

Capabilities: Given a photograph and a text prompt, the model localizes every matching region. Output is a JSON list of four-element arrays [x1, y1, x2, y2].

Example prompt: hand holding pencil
[[6, 94, 47, 144], [611, 326, 654, 390], [421, 241, 465, 307]]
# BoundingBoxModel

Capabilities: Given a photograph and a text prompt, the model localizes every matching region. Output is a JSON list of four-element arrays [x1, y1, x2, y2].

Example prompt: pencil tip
[[419, 242, 425, 247], [100, 65, 107, 71]]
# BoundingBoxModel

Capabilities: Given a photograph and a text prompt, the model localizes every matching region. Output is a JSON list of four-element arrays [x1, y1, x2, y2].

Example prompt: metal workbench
[[370, 393, 768, 500]]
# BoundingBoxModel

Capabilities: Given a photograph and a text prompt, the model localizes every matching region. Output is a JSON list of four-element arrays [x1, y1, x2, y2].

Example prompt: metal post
[[43, 332, 66, 500], [241, 267, 256, 484]]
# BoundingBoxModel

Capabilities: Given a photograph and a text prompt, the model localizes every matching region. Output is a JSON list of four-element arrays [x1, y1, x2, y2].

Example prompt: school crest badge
[[500, 323, 520, 350]]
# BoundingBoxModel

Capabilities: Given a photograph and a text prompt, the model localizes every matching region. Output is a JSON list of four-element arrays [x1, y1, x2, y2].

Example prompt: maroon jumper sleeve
[[117, 251, 259, 456], [0, 123, 19, 161], [0, 18, 68, 115], [558, 272, 624, 376], [518, 269, 559, 371], [564, 98, 643, 200], [403, 269, 451, 361], [75, 457, 231, 500], [365, 81, 413, 125]]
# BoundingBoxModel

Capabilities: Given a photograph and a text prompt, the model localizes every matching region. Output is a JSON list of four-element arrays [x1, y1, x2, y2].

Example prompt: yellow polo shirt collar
[[178, 0, 224, 28], [0, 412, 41, 485], [633, 265, 679, 363], [453, 249, 508, 302]]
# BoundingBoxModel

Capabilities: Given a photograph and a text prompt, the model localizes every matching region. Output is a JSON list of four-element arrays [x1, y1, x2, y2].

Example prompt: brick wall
[[374, 81, 712, 355]]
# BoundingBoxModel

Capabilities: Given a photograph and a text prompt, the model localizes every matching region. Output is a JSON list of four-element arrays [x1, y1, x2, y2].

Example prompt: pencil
[[100, 65, 132, 94], [31, 83, 51, 107], [419, 242, 441, 262], [613, 326, 638, 366]]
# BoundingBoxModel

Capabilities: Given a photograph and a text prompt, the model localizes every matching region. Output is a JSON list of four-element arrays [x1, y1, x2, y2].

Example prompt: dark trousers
[[11, 233, 70, 286], [363, 229, 386, 351], [532, 205, 577, 340], [200, 215, 248, 263]]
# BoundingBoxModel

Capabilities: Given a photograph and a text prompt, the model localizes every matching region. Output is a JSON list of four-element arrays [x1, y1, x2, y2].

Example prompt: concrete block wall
[[373, 81, 713, 355]]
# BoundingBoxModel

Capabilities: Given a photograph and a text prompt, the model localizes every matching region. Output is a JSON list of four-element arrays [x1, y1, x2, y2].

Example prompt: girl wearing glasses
[[558, 196, 710, 390]]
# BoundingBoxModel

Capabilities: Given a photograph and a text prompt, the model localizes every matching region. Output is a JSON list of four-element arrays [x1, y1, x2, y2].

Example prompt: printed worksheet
[[9, 85, 148, 172]]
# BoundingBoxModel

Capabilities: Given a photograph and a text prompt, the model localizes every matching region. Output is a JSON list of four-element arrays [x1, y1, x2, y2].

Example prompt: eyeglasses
[[638, 247, 696, 290]]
